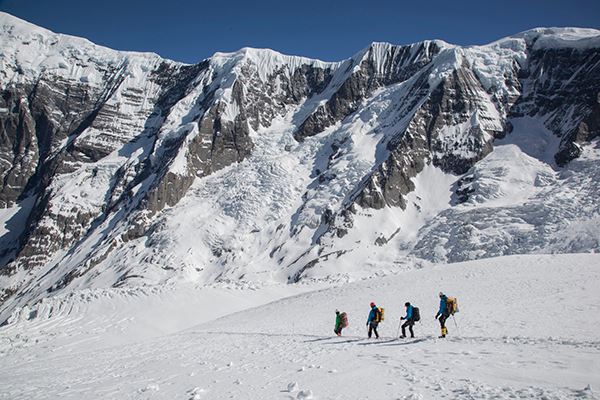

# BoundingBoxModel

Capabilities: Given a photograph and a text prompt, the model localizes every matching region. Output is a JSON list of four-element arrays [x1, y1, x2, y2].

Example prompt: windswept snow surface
[[1, 254, 599, 399]]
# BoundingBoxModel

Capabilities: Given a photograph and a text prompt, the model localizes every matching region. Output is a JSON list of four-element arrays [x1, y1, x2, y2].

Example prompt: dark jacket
[[367, 305, 378, 324], [437, 295, 449, 317]]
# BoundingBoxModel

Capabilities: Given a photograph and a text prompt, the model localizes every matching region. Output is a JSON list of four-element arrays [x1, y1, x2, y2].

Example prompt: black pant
[[368, 322, 379, 338], [334, 325, 343, 335], [439, 313, 449, 337], [439, 314, 448, 329], [401, 320, 414, 337]]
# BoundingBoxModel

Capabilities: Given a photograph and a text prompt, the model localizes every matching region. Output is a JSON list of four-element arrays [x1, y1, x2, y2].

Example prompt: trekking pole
[[452, 315, 460, 336]]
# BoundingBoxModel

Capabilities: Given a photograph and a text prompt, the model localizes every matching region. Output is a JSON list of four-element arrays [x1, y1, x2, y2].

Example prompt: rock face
[[518, 45, 600, 165], [351, 62, 502, 211], [0, 13, 599, 321], [293, 41, 442, 141]]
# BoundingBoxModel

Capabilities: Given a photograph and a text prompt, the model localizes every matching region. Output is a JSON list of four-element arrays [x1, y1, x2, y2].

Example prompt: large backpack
[[340, 312, 349, 328], [446, 297, 459, 315], [375, 307, 385, 322], [412, 307, 421, 322]]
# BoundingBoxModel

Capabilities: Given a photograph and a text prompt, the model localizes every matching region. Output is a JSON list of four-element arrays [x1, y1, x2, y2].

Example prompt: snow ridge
[[0, 11, 172, 88], [211, 47, 339, 81]]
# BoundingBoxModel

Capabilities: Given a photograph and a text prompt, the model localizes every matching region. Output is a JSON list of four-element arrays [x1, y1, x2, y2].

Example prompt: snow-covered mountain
[[0, 11, 599, 323]]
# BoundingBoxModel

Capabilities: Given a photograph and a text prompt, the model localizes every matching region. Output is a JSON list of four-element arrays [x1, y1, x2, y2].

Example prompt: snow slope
[[1, 254, 599, 399]]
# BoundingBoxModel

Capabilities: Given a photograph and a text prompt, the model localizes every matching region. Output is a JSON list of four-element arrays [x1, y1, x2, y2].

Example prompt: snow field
[[1, 254, 599, 399]]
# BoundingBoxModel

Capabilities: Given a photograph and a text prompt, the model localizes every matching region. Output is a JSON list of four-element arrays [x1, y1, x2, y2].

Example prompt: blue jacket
[[367, 306, 378, 324], [404, 305, 414, 321], [437, 295, 449, 317]]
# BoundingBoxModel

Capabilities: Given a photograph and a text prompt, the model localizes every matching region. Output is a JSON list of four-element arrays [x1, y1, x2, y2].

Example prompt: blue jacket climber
[[404, 304, 414, 321], [436, 293, 448, 318], [366, 302, 380, 339], [435, 292, 450, 338], [367, 303, 378, 324]]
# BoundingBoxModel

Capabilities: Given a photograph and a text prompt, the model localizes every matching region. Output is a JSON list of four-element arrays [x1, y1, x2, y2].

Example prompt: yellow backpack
[[376, 307, 385, 322], [446, 297, 459, 315]]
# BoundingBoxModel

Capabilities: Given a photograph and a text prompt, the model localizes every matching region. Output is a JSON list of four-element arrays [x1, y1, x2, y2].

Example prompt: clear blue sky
[[1, 0, 599, 63]]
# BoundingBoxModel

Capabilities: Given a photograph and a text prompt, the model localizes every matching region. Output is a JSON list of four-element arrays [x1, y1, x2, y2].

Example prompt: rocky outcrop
[[0, 75, 112, 208], [509, 44, 600, 165], [555, 93, 600, 166], [294, 41, 442, 140], [345, 58, 504, 214], [238, 63, 333, 130]]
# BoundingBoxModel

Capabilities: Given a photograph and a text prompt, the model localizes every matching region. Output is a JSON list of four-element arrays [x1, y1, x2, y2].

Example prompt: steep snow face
[[0, 12, 168, 90], [351, 40, 451, 75], [515, 27, 600, 50], [0, 12, 599, 322], [211, 47, 336, 81]]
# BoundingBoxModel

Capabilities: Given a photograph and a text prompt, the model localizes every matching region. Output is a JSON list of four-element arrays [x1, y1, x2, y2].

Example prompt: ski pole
[[452, 315, 460, 335], [396, 320, 401, 338]]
